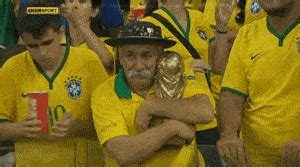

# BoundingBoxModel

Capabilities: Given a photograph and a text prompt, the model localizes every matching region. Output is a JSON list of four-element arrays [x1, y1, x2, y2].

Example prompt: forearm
[[211, 32, 232, 75], [0, 122, 24, 140], [218, 92, 246, 138], [76, 24, 114, 74], [106, 122, 176, 166], [146, 95, 214, 124]]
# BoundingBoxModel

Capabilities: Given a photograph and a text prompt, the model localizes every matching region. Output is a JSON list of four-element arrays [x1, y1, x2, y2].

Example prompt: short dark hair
[[16, 2, 61, 39], [91, 0, 102, 9]]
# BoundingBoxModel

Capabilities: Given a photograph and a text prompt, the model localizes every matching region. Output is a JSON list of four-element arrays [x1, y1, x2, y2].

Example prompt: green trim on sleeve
[[114, 68, 132, 99], [267, 17, 300, 47], [221, 87, 248, 98], [33, 44, 70, 89], [161, 7, 191, 40]]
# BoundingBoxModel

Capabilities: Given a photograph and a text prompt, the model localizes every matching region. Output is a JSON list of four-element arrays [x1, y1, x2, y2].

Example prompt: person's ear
[[58, 26, 65, 36], [91, 7, 100, 18]]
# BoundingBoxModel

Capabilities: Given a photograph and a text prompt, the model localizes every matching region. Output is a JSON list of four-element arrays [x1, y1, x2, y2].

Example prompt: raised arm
[[61, 0, 114, 74], [105, 119, 195, 166], [210, 0, 237, 74]]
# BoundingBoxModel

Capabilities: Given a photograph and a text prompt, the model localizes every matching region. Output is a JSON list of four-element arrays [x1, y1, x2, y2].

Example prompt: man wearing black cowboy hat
[[91, 21, 215, 166]]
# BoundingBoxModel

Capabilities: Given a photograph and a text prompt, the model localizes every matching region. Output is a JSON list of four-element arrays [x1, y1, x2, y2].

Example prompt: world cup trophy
[[156, 51, 186, 99]]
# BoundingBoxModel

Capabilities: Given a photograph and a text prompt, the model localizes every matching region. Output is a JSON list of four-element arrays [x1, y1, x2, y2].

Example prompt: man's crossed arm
[[104, 94, 215, 166]]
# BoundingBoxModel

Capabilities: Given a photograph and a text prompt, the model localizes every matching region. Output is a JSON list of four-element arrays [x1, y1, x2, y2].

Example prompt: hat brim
[[104, 37, 176, 48]]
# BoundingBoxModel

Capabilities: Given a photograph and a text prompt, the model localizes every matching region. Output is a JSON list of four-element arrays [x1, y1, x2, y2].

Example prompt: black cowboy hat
[[105, 21, 176, 48]]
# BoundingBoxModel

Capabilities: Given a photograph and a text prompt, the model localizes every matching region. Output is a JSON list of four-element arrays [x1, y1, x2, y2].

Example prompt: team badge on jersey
[[197, 30, 207, 41], [65, 76, 82, 99], [250, 0, 261, 14]]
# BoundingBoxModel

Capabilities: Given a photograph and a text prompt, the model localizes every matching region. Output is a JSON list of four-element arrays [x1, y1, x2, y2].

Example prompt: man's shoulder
[[1, 50, 29, 70], [238, 17, 267, 40], [93, 75, 117, 99], [69, 46, 99, 61], [68, 46, 104, 70]]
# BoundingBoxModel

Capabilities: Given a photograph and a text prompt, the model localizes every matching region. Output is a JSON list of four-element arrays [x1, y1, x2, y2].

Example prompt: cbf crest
[[65, 76, 82, 99], [250, 0, 261, 15], [197, 30, 207, 41]]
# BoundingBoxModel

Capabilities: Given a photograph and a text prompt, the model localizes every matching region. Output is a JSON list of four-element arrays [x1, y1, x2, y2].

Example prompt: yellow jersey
[[142, 7, 217, 131], [204, 0, 266, 103], [0, 45, 108, 167], [92, 68, 210, 167], [221, 18, 300, 165]]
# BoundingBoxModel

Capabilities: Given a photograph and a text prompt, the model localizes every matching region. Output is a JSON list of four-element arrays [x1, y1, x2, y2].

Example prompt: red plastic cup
[[131, 8, 145, 19], [28, 91, 49, 134]]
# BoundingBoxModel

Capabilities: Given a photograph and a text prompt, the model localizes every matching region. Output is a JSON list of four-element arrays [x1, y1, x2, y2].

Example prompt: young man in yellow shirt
[[217, 0, 300, 166], [0, 2, 108, 166], [92, 21, 216, 166]]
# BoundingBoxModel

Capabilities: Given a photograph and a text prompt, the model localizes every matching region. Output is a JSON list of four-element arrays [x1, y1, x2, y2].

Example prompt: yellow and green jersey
[[221, 18, 300, 165], [0, 45, 108, 167], [142, 7, 217, 131], [92, 68, 211, 167], [203, 0, 266, 102]]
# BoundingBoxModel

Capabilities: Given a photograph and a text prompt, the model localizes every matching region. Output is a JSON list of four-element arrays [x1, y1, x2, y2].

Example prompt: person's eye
[[142, 54, 152, 59], [126, 53, 134, 59], [28, 44, 39, 48], [42, 39, 54, 46]]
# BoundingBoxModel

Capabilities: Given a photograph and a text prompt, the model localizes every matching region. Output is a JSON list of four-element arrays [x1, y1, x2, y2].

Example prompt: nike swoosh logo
[[251, 54, 259, 60], [21, 92, 28, 98]]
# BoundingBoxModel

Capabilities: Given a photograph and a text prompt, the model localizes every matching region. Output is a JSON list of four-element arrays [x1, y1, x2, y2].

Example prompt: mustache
[[128, 69, 153, 78]]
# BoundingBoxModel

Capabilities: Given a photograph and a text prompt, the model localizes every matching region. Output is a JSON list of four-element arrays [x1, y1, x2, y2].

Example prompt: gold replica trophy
[[156, 51, 186, 99]]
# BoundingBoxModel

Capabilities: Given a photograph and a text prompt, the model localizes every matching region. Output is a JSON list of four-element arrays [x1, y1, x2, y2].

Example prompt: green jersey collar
[[267, 17, 300, 47], [160, 7, 191, 40], [33, 44, 70, 89], [115, 68, 132, 99]]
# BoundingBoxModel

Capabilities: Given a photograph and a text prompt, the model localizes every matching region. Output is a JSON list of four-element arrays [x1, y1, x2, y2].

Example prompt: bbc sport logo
[[26, 7, 59, 14]]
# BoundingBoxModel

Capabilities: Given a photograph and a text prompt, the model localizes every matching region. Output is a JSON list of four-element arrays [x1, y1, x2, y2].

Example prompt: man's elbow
[[106, 141, 135, 166], [193, 109, 214, 124], [193, 96, 215, 124], [114, 154, 132, 167]]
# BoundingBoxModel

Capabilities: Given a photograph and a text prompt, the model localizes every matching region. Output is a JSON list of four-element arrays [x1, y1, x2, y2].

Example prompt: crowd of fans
[[0, 0, 299, 166]]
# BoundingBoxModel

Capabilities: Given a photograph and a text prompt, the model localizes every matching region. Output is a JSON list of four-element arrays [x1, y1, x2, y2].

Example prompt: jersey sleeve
[[0, 62, 17, 121], [221, 28, 248, 97], [91, 81, 129, 145]]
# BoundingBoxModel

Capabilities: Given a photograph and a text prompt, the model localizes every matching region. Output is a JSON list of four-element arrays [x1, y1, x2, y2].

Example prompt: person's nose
[[38, 46, 47, 57], [134, 57, 146, 71]]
